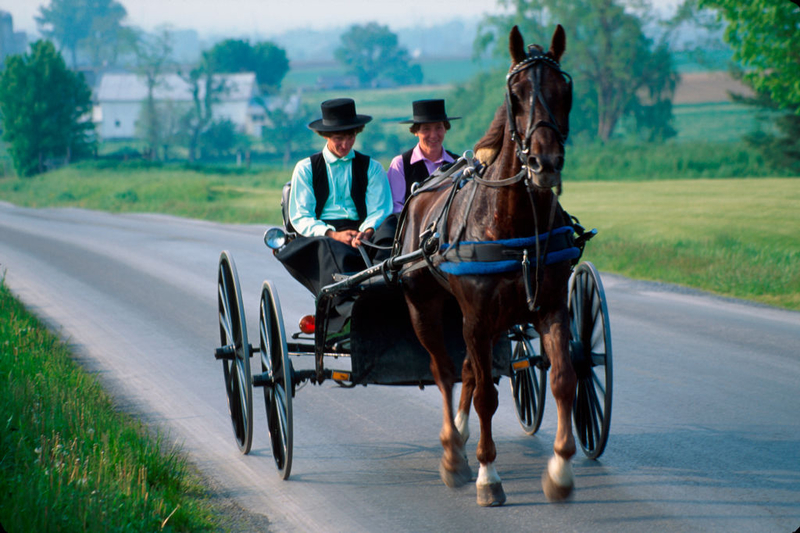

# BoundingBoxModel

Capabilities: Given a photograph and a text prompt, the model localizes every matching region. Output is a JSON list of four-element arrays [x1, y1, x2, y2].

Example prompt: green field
[[0, 159, 797, 310]]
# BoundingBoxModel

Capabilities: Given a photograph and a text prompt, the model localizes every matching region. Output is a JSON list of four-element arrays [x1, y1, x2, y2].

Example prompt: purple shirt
[[387, 144, 456, 213]]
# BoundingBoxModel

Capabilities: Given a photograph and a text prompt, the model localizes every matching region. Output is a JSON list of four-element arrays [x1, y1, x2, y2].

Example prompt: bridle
[[505, 46, 573, 181]]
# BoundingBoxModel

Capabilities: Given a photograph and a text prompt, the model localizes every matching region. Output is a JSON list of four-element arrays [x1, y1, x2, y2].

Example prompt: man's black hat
[[308, 98, 372, 132], [399, 99, 460, 124]]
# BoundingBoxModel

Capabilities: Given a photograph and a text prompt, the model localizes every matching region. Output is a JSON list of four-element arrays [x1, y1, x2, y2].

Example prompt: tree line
[[1, 0, 798, 177]]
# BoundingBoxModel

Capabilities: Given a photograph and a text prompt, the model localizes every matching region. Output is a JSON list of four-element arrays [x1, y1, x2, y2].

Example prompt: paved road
[[1, 203, 799, 532]]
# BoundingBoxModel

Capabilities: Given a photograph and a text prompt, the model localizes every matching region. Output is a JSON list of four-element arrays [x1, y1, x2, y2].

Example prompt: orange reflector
[[512, 359, 531, 371], [299, 314, 315, 334], [332, 371, 350, 381]]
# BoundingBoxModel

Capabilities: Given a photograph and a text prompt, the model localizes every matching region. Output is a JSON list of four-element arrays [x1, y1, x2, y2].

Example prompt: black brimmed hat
[[308, 98, 372, 132], [399, 99, 460, 124]]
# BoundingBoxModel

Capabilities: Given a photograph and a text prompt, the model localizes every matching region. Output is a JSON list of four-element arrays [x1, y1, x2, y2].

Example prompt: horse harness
[[393, 49, 586, 312]]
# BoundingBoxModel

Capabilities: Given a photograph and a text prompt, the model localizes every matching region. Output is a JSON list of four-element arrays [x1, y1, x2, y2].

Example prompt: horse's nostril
[[528, 156, 541, 171]]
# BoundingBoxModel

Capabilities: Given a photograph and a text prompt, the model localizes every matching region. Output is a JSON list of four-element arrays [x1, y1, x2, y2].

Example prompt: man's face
[[327, 131, 357, 158]]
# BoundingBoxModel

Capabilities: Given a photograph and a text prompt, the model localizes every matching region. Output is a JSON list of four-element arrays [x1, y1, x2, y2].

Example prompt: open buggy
[[214, 151, 612, 480]]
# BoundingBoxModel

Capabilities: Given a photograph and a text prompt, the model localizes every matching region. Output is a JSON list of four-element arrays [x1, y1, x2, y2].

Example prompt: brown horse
[[398, 25, 576, 506]]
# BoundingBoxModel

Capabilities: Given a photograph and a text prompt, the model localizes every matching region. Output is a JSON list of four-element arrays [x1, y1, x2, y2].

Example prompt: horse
[[398, 25, 576, 506]]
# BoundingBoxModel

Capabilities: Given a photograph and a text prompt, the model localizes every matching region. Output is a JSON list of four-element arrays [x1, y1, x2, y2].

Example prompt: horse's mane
[[473, 103, 507, 166]]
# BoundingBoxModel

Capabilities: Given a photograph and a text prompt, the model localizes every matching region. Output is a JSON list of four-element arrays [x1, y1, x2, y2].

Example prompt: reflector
[[299, 314, 315, 334]]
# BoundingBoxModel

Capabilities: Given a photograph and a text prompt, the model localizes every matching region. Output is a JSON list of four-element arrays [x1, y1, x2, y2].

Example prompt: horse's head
[[506, 25, 572, 191]]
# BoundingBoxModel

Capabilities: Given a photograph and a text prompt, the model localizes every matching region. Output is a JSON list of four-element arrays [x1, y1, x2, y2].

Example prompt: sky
[[4, 0, 684, 36]]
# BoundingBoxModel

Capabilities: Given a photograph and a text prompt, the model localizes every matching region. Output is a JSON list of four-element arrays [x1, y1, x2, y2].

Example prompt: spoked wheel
[[216, 251, 253, 454], [257, 281, 293, 479], [569, 261, 613, 459], [509, 324, 549, 435]]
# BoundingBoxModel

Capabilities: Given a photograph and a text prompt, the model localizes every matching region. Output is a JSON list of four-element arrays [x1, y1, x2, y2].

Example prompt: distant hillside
[[674, 71, 753, 105]]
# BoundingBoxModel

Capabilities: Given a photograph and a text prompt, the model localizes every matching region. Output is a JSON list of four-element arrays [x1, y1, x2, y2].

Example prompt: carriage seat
[[281, 180, 299, 235]]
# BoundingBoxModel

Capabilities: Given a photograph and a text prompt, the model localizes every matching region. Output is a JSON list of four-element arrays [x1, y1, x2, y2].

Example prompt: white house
[[93, 71, 265, 140]]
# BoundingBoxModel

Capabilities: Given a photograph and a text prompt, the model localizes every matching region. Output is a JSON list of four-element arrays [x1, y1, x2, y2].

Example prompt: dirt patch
[[674, 71, 754, 105]]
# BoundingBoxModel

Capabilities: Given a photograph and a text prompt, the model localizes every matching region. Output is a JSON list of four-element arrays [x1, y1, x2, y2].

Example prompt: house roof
[[96, 72, 257, 102]]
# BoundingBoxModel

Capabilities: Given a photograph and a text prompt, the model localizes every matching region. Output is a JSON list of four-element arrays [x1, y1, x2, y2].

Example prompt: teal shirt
[[288, 144, 392, 237]]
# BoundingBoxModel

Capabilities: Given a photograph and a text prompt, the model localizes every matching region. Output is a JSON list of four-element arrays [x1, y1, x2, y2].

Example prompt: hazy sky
[[5, 0, 683, 36]]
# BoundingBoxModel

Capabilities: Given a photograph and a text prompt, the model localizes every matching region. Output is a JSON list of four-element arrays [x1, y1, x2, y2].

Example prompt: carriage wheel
[[217, 251, 253, 454], [509, 325, 548, 435], [569, 261, 613, 459], [259, 281, 293, 479]]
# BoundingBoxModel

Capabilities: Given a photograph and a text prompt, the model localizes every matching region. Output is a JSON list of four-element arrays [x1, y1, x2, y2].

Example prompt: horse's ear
[[509, 25, 526, 65], [549, 24, 566, 62]]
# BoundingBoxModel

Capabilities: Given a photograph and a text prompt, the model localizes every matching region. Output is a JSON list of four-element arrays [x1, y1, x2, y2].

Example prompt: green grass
[[1, 157, 798, 310], [0, 280, 220, 531], [0, 160, 288, 225], [559, 178, 800, 310]]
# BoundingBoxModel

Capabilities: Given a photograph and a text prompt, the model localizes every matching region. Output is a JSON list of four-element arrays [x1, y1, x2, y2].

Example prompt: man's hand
[[326, 228, 360, 247], [352, 228, 374, 248]]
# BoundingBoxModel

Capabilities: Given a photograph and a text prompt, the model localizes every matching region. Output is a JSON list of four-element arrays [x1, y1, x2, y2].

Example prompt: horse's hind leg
[[455, 357, 474, 445], [405, 294, 471, 488], [464, 325, 506, 507], [540, 319, 577, 501]]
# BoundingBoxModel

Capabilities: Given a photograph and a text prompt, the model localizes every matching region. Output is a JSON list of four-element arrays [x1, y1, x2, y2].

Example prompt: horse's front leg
[[464, 324, 506, 507], [540, 317, 577, 501]]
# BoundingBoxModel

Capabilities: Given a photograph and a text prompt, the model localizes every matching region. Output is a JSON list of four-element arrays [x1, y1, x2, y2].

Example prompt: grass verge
[[0, 279, 221, 532], [560, 178, 800, 310]]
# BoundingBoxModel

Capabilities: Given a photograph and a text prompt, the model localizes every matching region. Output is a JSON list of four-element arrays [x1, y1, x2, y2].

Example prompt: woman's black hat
[[308, 98, 372, 132], [399, 99, 460, 124]]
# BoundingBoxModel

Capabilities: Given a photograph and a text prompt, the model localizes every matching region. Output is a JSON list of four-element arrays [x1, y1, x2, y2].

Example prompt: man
[[275, 98, 393, 307], [387, 99, 461, 213]]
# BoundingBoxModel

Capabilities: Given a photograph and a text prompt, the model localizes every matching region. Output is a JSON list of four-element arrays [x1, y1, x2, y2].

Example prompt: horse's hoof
[[541, 470, 574, 502], [476, 482, 506, 507], [439, 458, 472, 488]]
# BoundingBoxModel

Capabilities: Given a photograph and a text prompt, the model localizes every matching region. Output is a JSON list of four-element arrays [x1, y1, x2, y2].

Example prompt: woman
[[386, 99, 461, 213]]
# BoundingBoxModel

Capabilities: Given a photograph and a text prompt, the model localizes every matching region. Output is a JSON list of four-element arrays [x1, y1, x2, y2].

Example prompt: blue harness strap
[[438, 225, 581, 276]]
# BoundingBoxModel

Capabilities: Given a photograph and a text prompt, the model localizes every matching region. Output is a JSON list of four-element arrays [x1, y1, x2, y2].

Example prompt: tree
[[686, 0, 800, 171], [180, 53, 227, 162], [692, 0, 800, 114], [0, 40, 94, 176], [35, 0, 130, 68], [260, 94, 315, 167], [133, 30, 173, 160], [474, 0, 678, 142], [334, 23, 423, 87], [206, 39, 289, 93]]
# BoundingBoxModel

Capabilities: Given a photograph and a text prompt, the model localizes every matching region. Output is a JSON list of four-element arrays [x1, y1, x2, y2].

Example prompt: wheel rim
[[569, 262, 613, 459], [509, 325, 548, 435], [259, 281, 293, 479], [217, 252, 253, 454]]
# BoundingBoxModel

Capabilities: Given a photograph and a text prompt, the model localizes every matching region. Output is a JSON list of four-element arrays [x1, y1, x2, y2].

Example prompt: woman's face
[[415, 122, 447, 155]]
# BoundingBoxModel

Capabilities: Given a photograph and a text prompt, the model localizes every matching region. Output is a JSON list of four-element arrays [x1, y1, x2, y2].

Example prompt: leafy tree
[[0, 40, 94, 176], [685, 0, 800, 172], [260, 95, 316, 167], [474, 0, 678, 142], [334, 23, 423, 87], [693, 0, 800, 114], [35, 0, 130, 68], [206, 39, 289, 93]]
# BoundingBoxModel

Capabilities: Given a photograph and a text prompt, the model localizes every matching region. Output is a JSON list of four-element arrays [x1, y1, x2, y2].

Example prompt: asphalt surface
[[1, 202, 799, 532]]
